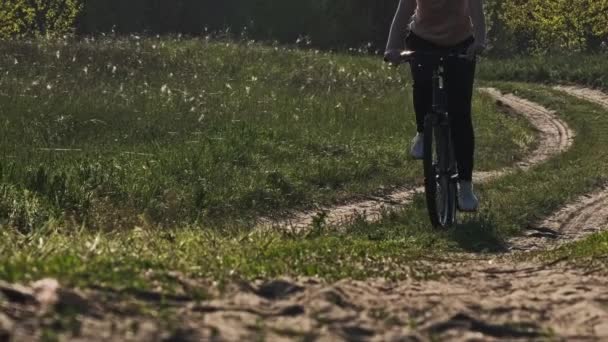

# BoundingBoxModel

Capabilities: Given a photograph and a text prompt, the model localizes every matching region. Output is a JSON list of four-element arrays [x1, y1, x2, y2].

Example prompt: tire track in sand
[[555, 85, 608, 109], [261, 88, 574, 232], [510, 186, 608, 252], [506, 86, 608, 252]]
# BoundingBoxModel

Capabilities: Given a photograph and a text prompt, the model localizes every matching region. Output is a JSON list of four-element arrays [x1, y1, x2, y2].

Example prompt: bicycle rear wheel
[[423, 114, 458, 228]]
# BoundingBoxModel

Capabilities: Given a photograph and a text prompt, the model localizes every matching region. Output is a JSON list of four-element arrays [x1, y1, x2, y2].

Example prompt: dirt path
[[509, 186, 608, 252], [3, 87, 608, 341], [163, 263, 608, 341], [3, 256, 608, 341], [554, 85, 608, 109], [262, 88, 575, 232], [498, 85, 608, 252]]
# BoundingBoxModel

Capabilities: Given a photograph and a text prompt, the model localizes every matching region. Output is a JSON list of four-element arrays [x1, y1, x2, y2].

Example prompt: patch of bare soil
[[3, 261, 608, 341], [168, 263, 608, 341], [261, 88, 575, 232]]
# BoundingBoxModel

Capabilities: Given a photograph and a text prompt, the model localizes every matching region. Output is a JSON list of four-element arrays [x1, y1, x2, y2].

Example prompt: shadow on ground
[[448, 216, 508, 253]]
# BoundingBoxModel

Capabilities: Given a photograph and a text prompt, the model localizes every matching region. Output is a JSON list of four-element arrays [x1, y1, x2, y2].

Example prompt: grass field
[[0, 37, 532, 232], [479, 54, 608, 90], [1, 37, 608, 293]]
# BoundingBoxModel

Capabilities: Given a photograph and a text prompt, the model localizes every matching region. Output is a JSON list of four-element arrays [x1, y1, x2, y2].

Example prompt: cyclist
[[384, 0, 486, 212]]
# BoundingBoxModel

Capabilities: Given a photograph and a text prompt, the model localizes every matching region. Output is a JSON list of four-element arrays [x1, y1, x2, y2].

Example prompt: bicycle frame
[[431, 60, 458, 177], [405, 52, 462, 228], [394, 50, 470, 228]]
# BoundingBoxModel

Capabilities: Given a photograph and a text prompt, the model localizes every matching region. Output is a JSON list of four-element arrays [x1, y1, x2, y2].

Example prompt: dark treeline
[[1, 0, 607, 54], [76, 0, 399, 51]]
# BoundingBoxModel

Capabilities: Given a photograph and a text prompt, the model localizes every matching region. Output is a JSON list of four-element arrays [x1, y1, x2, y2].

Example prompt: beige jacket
[[386, 0, 486, 49]]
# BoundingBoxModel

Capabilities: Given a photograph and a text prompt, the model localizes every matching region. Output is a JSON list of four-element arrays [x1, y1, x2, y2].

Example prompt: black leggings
[[406, 33, 477, 181]]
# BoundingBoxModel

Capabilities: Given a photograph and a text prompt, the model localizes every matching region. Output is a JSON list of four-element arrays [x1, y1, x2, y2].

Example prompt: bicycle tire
[[438, 126, 458, 227], [423, 114, 458, 228]]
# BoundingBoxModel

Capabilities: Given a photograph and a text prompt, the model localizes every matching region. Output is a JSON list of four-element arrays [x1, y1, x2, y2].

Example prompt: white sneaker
[[410, 133, 424, 160], [458, 181, 479, 212]]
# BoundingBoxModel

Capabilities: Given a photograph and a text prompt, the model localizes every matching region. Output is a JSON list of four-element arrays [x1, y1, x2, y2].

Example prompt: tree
[[502, 0, 608, 52], [0, 0, 81, 38], [0, 0, 31, 37]]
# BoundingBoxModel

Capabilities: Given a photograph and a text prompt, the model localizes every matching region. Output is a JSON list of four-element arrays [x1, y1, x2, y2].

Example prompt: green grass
[[1, 38, 608, 292], [0, 37, 531, 231], [3, 81, 607, 291], [480, 54, 608, 90], [541, 231, 608, 265]]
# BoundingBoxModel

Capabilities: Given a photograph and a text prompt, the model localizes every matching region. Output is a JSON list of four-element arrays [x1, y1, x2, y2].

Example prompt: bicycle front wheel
[[423, 115, 457, 228]]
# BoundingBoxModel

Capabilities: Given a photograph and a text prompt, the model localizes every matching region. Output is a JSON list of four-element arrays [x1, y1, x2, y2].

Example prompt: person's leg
[[410, 62, 433, 133], [446, 55, 478, 211], [406, 33, 434, 133], [445, 57, 476, 181]]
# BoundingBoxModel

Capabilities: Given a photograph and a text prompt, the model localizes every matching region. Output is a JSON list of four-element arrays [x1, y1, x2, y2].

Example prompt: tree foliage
[[501, 0, 608, 52], [0, 0, 81, 38]]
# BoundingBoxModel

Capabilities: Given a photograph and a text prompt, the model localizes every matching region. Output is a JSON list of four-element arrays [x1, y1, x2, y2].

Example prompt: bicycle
[[395, 50, 469, 228]]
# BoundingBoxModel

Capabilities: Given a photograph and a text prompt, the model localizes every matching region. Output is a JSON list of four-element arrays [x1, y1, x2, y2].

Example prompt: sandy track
[[510, 187, 608, 252], [262, 88, 575, 232], [166, 264, 608, 341], [478, 88, 574, 173], [3, 261, 608, 341], [499, 85, 608, 252], [554, 85, 608, 109]]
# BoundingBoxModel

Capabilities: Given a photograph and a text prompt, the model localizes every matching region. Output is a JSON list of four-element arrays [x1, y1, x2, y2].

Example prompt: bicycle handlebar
[[399, 50, 469, 63], [383, 50, 472, 66]]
